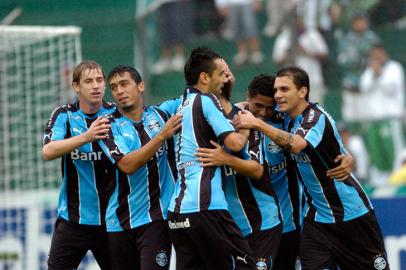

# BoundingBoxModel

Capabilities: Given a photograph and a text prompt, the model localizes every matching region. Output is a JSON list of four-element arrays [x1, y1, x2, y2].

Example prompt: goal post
[[0, 25, 81, 191], [0, 25, 84, 270]]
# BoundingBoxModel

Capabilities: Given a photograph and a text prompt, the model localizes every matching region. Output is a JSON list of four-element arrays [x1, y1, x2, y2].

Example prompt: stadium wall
[[0, 193, 405, 269]]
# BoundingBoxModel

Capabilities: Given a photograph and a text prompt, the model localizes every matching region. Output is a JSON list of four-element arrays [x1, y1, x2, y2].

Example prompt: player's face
[[247, 94, 275, 120], [274, 75, 307, 116], [109, 72, 144, 112], [73, 68, 105, 106], [208, 58, 227, 96]]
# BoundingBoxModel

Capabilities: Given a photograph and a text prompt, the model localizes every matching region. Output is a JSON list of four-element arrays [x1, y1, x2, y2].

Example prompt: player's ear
[[199, 72, 209, 85], [137, 81, 145, 93], [72, 81, 80, 93], [299, 86, 308, 99]]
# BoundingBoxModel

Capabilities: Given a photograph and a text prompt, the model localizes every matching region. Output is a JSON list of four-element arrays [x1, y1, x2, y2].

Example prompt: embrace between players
[[43, 47, 389, 270]]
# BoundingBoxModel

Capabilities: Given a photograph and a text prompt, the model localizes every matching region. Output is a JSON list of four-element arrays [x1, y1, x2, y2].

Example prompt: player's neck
[[79, 100, 102, 114], [288, 101, 309, 119], [219, 97, 232, 114], [193, 83, 209, 94], [123, 105, 144, 122]]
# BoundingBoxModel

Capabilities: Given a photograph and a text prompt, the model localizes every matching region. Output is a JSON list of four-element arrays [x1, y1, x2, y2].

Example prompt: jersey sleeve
[[98, 120, 130, 164], [247, 128, 263, 164], [201, 94, 235, 142], [295, 108, 326, 149], [43, 106, 68, 145], [157, 98, 181, 116]]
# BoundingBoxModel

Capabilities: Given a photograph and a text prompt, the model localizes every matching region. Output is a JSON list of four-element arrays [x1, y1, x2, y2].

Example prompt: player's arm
[[195, 140, 263, 180], [234, 110, 306, 154], [326, 154, 354, 181], [223, 128, 250, 152], [202, 94, 249, 152], [116, 114, 182, 174], [42, 117, 110, 160]]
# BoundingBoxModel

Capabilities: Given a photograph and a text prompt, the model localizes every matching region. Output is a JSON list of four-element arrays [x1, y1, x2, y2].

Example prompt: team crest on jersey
[[268, 141, 281, 153], [147, 119, 161, 132], [155, 250, 168, 267], [373, 255, 387, 270], [256, 258, 268, 270]]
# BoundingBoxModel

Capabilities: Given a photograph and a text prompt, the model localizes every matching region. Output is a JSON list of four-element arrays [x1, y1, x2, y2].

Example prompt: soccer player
[[244, 74, 352, 270], [167, 47, 256, 269], [43, 60, 114, 269], [195, 61, 282, 270], [234, 66, 389, 270], [97, 65, 181, 270], [244, 74, 303, 270]]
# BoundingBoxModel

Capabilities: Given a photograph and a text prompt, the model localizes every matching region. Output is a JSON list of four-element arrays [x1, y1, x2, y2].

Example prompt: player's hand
[[233, 110, 257, 129], [223, 61, 236, 87], [84, 117, 110, 142], [218, 6, 229, 17], [234, 101, 249, 110], [160, 114, 182, 140], [195, 140, 227, 167], [326, 154, 354, 181]]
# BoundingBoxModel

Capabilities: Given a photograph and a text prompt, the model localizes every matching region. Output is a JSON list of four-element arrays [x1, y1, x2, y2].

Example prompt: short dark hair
[[247, 74, 275, 99], [72, 60, 104, 83], [276, 66, 310, 101], [108, 65, 142, 83], [184, 47, 221, 86], [370, 43, 387, 52]]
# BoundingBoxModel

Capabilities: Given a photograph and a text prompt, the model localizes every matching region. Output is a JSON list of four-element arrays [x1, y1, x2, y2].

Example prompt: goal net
[[0, 26, 90, 270]]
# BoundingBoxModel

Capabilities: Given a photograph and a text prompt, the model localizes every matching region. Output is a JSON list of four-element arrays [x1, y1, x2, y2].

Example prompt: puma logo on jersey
[[110, 146, 121, 157], [72, 127, 84, 134], [249, 150, 260, 160], [236, 255, 248, 264]]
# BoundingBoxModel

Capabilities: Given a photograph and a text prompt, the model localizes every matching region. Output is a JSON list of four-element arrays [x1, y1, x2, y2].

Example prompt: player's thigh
[[168, 213, 206, 270], [205, 211, 256, 270], [107, 230, 138, 270], [138, 221, 172, 270], [47, 218, 89, 270], [334, 212, 389, 270], [299, 220, 335, 270], [90, 227, 112, 269], [273, 229, 300, 270], [248, 224, 283, 270]]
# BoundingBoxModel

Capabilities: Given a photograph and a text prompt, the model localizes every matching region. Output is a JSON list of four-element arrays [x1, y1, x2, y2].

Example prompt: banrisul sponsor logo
[[70, 149, 102, 161]]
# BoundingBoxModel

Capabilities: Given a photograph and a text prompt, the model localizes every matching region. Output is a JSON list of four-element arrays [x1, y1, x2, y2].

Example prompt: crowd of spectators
[[150, 0, 406, 189]]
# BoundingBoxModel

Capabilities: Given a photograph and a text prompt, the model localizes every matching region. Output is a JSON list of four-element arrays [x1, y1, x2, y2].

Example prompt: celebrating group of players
[[43, 47, 389, 270]]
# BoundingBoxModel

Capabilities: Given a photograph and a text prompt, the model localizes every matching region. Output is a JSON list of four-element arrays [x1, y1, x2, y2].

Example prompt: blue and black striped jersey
[[289, 103, 373, 223], [168, 87, 236, 214], [99, 104, 179, 232], [43, 101, 120, 225], [223, 106, 281, 236], [263, 112, 303, 233]]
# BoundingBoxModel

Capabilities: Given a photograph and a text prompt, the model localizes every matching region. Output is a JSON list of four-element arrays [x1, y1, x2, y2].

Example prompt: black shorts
[[247, 224, 283, 270], [108, 220, 171, 270], [300, 211, 389, 270], [168, 210, 256, 270], [273, 229, 300, 270], [47, 218, 112, 270]]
